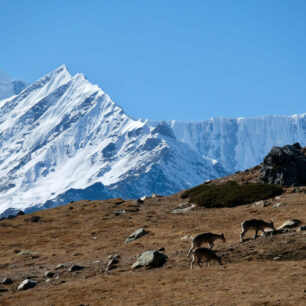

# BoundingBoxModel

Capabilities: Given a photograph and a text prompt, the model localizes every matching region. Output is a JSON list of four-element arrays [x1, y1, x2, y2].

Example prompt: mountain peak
[[38, 64, 72, 84], [49, 64, 71, 78], [54, 64, 69, 73]]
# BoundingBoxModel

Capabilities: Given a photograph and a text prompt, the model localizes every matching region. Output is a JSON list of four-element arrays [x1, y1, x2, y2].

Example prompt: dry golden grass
[[0, 189, 305, 305]]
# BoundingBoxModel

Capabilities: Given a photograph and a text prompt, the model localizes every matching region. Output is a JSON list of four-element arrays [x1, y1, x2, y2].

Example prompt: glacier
[[0, 65, 305, 217]]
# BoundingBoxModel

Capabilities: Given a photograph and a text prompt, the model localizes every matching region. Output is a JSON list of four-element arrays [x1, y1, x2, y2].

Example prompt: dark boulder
[[277, 219, 302, 230], [44, 271, 55, 278], [2, 278, 13, 285], [104, 257, 119, 272], [68, 265, 85, 272], [31, 216, 41, 223], [260, 144, 306, 187], [17, 279, 37, 290]]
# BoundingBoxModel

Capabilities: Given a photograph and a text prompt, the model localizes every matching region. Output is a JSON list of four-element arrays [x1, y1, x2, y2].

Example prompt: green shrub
[[181, 181, 283, 208]]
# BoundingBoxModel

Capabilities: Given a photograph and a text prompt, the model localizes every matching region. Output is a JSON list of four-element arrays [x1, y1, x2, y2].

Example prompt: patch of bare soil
[[0, 189, 305, 305]]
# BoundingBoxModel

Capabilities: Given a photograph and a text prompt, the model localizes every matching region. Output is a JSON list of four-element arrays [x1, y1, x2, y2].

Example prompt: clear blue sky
[[0, 0, 305, 121]]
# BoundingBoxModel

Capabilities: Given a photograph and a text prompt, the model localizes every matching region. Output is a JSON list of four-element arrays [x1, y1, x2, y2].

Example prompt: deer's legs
[[254, 229, 259, 240], [191, 254, 195, 269], [187, 241, 194, 257], [240, 228, 247, 242]]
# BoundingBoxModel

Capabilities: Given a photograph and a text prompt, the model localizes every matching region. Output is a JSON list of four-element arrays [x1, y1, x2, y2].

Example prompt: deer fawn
[[190, 247, 223, 269]]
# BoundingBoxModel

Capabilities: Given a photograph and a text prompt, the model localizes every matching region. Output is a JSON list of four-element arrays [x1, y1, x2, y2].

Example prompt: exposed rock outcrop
[[17, 279, 37, 290], [131, 250, 167, 270], [44, 271, 55, 278], [68, 265, 85, 272], [125, 228, 148, 243], [17, 250, 39, 256], [172, 203, 195, 214], [105, 257, 119, 271], [260, 143, 306, 187], [55, 263, 68, 270], [273, 203, 286, 208], [277, 219, 302, 230], [298, 225, 306, 231], [252, 200, 267, 208], [2, 278, 13, 285]]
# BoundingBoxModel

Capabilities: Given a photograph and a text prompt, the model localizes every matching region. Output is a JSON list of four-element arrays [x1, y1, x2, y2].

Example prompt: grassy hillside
[[0, 187, 305, 305]]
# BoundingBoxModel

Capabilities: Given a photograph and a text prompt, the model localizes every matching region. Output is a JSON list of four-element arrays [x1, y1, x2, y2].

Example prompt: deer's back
[[242, 219, 268, 229], [193, 232, 217, 243]]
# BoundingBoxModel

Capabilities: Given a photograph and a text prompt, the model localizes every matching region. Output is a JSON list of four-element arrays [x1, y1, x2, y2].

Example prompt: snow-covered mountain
[[0, 65, 226, 217], [0, 70, 27, 100], [149, 115, 306, 173], [0, 65, 305, 217]]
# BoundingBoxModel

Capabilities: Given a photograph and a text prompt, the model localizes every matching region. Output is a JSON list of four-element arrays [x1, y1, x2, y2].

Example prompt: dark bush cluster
[[181, 181, 283, 208]]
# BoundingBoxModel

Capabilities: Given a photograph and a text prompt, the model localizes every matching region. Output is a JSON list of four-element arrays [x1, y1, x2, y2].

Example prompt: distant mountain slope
[[148, 114, 306, 173], [0, 70, 27, 100], [0, 66, 225, 217]]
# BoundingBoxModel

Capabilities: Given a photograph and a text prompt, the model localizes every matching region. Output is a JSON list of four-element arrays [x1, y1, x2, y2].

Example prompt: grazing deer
[[187, 232, 226, 257], [190, 247, 223, 269], [240, 219, 275, 242]]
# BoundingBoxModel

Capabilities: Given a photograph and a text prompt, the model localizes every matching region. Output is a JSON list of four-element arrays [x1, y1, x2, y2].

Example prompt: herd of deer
[[187, 218, 275, 269]]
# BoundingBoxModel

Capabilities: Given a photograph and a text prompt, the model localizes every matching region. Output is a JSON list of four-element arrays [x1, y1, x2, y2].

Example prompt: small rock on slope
[[68, 265, 85, 272], [125, 228, 148, 243], [277, 219, 301, 230], [131, 250, 167, 270], [18, 279, 37, 290], [2, 278, 13, 284]]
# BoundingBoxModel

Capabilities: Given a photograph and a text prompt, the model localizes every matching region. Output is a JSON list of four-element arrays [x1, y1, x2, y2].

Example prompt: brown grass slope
[[0, 184, 305, 305]]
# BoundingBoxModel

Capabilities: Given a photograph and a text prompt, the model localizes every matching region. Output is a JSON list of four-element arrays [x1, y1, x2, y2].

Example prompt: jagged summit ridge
[[0, 66, 224, 216]]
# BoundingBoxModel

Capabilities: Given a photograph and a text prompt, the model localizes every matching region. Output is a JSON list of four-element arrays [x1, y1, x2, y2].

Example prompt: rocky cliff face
[[260, 143, 306, 187]]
